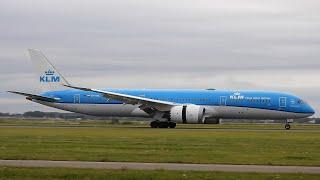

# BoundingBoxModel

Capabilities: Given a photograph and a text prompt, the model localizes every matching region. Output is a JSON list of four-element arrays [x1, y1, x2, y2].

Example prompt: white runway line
[[0, 160, 319, 173]]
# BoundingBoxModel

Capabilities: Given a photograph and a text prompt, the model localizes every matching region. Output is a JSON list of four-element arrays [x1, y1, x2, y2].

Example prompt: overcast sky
[[0, 0, 319, 116]]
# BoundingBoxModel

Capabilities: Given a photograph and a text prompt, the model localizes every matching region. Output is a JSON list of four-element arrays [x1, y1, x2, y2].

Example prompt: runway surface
[[0, 160, 319, 173]]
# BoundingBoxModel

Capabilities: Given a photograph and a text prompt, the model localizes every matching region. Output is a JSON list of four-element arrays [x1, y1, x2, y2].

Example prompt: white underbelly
[[36, 101, 149, 117]]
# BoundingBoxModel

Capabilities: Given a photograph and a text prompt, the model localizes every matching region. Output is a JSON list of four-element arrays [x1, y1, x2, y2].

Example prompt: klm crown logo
[[234, 92, 241, 96], [40, 69, 60, 83], [45, 70, 55, 76]]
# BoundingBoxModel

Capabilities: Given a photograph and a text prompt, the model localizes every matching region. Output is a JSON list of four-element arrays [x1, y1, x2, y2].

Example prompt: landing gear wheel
[[285, 124, 291, 130], [169, 122, 176, 128], [150, 121, 176, 128], [150, 121, 159, 128], [159, 122, 169, 128]]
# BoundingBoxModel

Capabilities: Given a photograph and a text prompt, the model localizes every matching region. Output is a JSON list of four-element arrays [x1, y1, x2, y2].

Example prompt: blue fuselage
[[42, 89, 315, 116]]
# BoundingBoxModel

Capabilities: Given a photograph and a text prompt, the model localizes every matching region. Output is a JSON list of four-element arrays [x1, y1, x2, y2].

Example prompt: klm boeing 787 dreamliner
[[9, 49, 315, 129]]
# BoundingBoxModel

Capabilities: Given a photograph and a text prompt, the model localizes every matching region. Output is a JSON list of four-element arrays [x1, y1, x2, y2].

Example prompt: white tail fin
[[28, 49, 70, 91]]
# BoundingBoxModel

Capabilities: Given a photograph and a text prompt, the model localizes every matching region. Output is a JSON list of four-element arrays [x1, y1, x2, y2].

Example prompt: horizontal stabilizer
[[8, 91, 57, 102]]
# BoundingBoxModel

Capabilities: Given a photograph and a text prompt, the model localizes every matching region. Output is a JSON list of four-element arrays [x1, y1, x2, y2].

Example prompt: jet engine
[[170, 105, 205, 124]]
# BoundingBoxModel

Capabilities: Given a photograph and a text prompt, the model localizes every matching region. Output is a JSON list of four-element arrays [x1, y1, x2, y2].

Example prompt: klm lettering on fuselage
[[40, 70, 60, 83], [230, 92, 244, 100], [230, 92, 271, 101]]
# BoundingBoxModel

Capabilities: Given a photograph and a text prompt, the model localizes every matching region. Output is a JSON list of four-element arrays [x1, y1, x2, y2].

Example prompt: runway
[[0, 160, 319, 173]]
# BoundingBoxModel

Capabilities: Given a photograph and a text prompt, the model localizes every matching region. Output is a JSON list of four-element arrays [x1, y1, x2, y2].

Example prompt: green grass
[[0, 118, 141, 127], [0, 167, 319, 180], [0, 119, 319, 166], [1, 118, 319, 129]]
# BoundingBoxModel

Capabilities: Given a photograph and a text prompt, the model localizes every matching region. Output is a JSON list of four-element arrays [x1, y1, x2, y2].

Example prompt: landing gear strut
[[284, 119, 293, 130], [150, 121, 176, 128]]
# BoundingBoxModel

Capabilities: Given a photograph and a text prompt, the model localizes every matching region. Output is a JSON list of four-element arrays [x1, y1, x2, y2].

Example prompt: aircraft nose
[[307, 104, 315, 115]]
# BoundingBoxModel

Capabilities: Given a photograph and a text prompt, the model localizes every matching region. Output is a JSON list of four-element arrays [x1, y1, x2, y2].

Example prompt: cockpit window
[[297, 99, 304, 104]]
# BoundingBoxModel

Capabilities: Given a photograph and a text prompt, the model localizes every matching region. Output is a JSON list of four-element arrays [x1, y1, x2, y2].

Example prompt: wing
[[63, 85, 176, 111], [8, 91, 58, 102]]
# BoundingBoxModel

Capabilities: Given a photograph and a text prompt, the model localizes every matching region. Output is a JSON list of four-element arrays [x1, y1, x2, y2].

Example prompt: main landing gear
[[284, 119, 293, 130], [150, 121, 176, 128]]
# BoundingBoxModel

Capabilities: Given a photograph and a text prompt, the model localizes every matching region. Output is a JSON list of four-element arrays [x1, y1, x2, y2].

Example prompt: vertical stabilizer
[[28, 49, 70, 91]]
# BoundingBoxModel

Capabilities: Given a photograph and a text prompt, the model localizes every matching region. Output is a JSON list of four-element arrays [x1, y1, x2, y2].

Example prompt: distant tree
[[0, 112, 10, 116], [23, 111, 45, 117], [111, 119, 119, 124]]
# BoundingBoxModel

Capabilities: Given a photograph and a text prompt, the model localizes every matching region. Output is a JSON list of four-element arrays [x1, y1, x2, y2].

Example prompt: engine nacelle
[[170, 105, 205, 124]]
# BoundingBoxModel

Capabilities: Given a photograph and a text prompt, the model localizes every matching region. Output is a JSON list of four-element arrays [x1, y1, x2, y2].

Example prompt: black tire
[[150, 121, 159, 128], [159, 122, 169, 128], [169, 122, 176, 128], [285, 124, 290, 130]]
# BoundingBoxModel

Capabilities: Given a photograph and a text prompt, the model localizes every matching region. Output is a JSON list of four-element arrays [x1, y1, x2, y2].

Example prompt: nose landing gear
[[285, 123, 291, 130], [284, 119, 293, 130]]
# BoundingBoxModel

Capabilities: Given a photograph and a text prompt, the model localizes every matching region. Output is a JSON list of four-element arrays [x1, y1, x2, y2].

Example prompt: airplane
[[8, 49, 315, 130]]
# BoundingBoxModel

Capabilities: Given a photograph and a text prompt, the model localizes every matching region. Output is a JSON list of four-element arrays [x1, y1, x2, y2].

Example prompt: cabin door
[[279, 97, 286, 108], [74, 94, 80, 104], [220, 96, 227, 106]]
